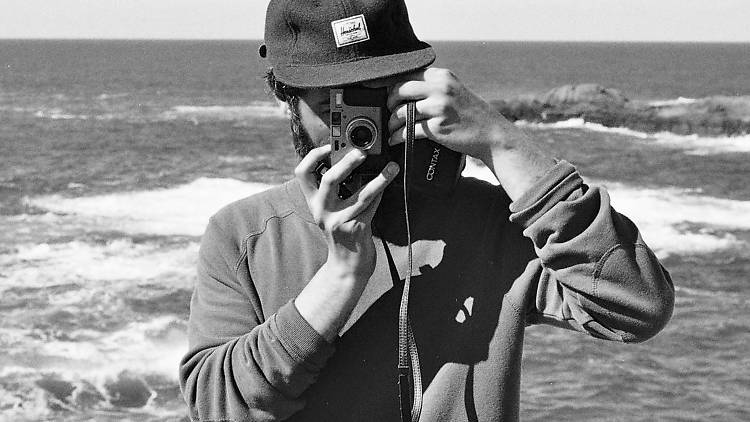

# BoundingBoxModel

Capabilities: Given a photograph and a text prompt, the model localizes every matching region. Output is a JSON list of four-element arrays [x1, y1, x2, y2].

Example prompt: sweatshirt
[[179, 161, 674, 421]]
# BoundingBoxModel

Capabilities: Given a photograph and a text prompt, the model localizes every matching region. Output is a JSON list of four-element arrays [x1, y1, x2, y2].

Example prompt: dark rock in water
[[36, 376, 76, 402], [73, 381, 106, 409], [104, 372, 152, 408], [492, 84, 750, 136], [34, 375, 107, 410]]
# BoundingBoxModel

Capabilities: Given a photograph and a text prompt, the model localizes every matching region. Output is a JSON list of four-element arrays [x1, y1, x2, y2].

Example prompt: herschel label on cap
[[331, 14, 370, 47]]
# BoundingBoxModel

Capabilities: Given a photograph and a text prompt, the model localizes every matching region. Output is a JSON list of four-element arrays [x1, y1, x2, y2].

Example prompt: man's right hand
[[294, 144, 399, 341]]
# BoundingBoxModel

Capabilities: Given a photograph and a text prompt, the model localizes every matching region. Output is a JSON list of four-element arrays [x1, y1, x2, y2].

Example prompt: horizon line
[[1, 37, 750, 44]]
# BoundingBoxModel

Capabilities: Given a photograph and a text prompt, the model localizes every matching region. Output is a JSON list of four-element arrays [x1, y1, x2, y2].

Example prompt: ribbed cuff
[[273, 300, 335, 369], [508, 160, 584, 229]]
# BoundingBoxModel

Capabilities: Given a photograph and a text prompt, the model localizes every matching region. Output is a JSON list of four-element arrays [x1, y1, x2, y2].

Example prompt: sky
[[1, 0, 749, 42]]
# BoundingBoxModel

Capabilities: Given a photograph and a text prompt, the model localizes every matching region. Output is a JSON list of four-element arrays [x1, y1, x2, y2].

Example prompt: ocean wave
[[0, 235, 195, 366], [463, 160, 750, 258], [18, 100, 286, 123], [33, 108, 90, 120], [0, 316, 187, 419], [648, 97, 698, 107], [30, 109, 123, 122], [675, 285, 741, 299], [601, 181, 750, 257], [516, 118, 650, 139], [0, 227, 198, 418], [9, 105, 116, 122], [0, 105, 40, 113], [28, 178, 272, 236], [218, 154, 271, 164], [0, 238, 198, 291], [649, 132, 750, 155], [516, 118, 750, 155], [96, 93, 130, 100], [160, 101, 286, 122], [41, 316, 186, 375]]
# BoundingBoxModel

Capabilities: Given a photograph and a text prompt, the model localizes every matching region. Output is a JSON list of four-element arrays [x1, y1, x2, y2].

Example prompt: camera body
[[329, 87, 463, 198], [329, 87, 391, 198]]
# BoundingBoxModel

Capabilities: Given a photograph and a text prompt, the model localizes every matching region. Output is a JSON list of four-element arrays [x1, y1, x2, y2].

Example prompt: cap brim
[[273, 45, 436, 88]]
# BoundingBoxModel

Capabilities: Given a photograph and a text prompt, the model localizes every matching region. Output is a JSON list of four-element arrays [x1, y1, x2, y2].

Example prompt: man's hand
[[296, 144, 399, 278], [294, 144, 399, 341], [387, 68, 504, 163], [387, 67, 556, 201]]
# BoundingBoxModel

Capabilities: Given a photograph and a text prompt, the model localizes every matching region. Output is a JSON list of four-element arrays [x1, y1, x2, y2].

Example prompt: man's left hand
[[386, 67, 556, 200], [387, 67, 508, 164]]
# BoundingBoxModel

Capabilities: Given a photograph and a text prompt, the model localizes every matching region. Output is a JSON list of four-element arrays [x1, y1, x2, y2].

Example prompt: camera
[[329, 87, 464, 198], [329, 87, 391, 198]]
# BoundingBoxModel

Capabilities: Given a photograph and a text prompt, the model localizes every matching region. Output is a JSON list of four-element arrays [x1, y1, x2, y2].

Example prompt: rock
[[540, 84, 628, 107], [35, 376, 76, 402], [491, 84, 750, 136], [104, 372, 152, 408]]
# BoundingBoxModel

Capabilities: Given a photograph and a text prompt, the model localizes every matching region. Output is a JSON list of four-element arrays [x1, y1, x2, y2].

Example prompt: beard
[[288, 96, 317, 159]]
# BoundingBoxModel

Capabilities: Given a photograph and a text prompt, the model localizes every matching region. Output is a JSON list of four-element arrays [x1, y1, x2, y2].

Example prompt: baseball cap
[[259, 0, 436, 88]]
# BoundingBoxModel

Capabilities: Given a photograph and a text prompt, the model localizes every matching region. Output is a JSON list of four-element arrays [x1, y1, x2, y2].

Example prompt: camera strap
[[397, 100, 423, 422]]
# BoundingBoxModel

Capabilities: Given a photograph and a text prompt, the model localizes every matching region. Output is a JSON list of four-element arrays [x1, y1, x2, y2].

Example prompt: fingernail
[[385, 162, 400, 177]]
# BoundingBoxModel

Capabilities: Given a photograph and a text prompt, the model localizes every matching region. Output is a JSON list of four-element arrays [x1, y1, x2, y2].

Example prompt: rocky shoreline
[[492, 84, 750, 136]]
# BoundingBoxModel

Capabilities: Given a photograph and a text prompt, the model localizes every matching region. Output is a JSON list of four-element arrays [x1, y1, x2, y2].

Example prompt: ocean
[[1, 40, 749, 421]]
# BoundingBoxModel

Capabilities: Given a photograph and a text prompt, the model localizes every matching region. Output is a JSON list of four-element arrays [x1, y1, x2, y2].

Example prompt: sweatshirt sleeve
[[509, 161, 675, 343], [179, 217, 335, 422]]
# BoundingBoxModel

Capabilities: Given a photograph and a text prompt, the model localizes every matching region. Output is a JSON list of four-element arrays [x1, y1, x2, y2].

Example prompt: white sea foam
[[97, 92, 130, 100], [36, 316, 187, 379], [648, 97, 698, 107], [516, 118, 650, 139], [516, 117, 750, 155], [2, 316, 186, 379], [161, 101, 286, 122], [33, 108, 89, 120], [0, 239, 198, 290], [584, 182, 749, 257], [0, 383, 51, 420], [463, 160, 749, 258], [0, 316, 187, 417], [602, 179, 750, 218], [218, 154, 279, 164], [650, 132, 750, 155], [27, 170, 750, 260], [28, 177, 272, 236]]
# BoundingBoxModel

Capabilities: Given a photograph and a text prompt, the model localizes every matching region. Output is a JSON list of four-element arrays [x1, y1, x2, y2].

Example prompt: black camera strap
[[397, 101, 422, 422]]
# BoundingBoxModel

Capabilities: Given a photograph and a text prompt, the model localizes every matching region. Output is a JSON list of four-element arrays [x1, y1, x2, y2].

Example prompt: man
[[179, 1, 675, 421]]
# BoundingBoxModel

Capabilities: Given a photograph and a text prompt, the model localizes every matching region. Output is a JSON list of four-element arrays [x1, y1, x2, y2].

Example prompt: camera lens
[[350, 126, 373, 147], [346, 118, 377, 149]]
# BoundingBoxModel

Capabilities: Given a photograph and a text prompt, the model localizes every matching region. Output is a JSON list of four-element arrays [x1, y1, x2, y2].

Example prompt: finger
[[387, 80, 431, 110], [337, 161, 400, 222], [294, 144, 332, 196], [389, 120, 432, 146], [318, 149, 367, 198], [358, 190, 384, 223], [388, 98, 439, 133]]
